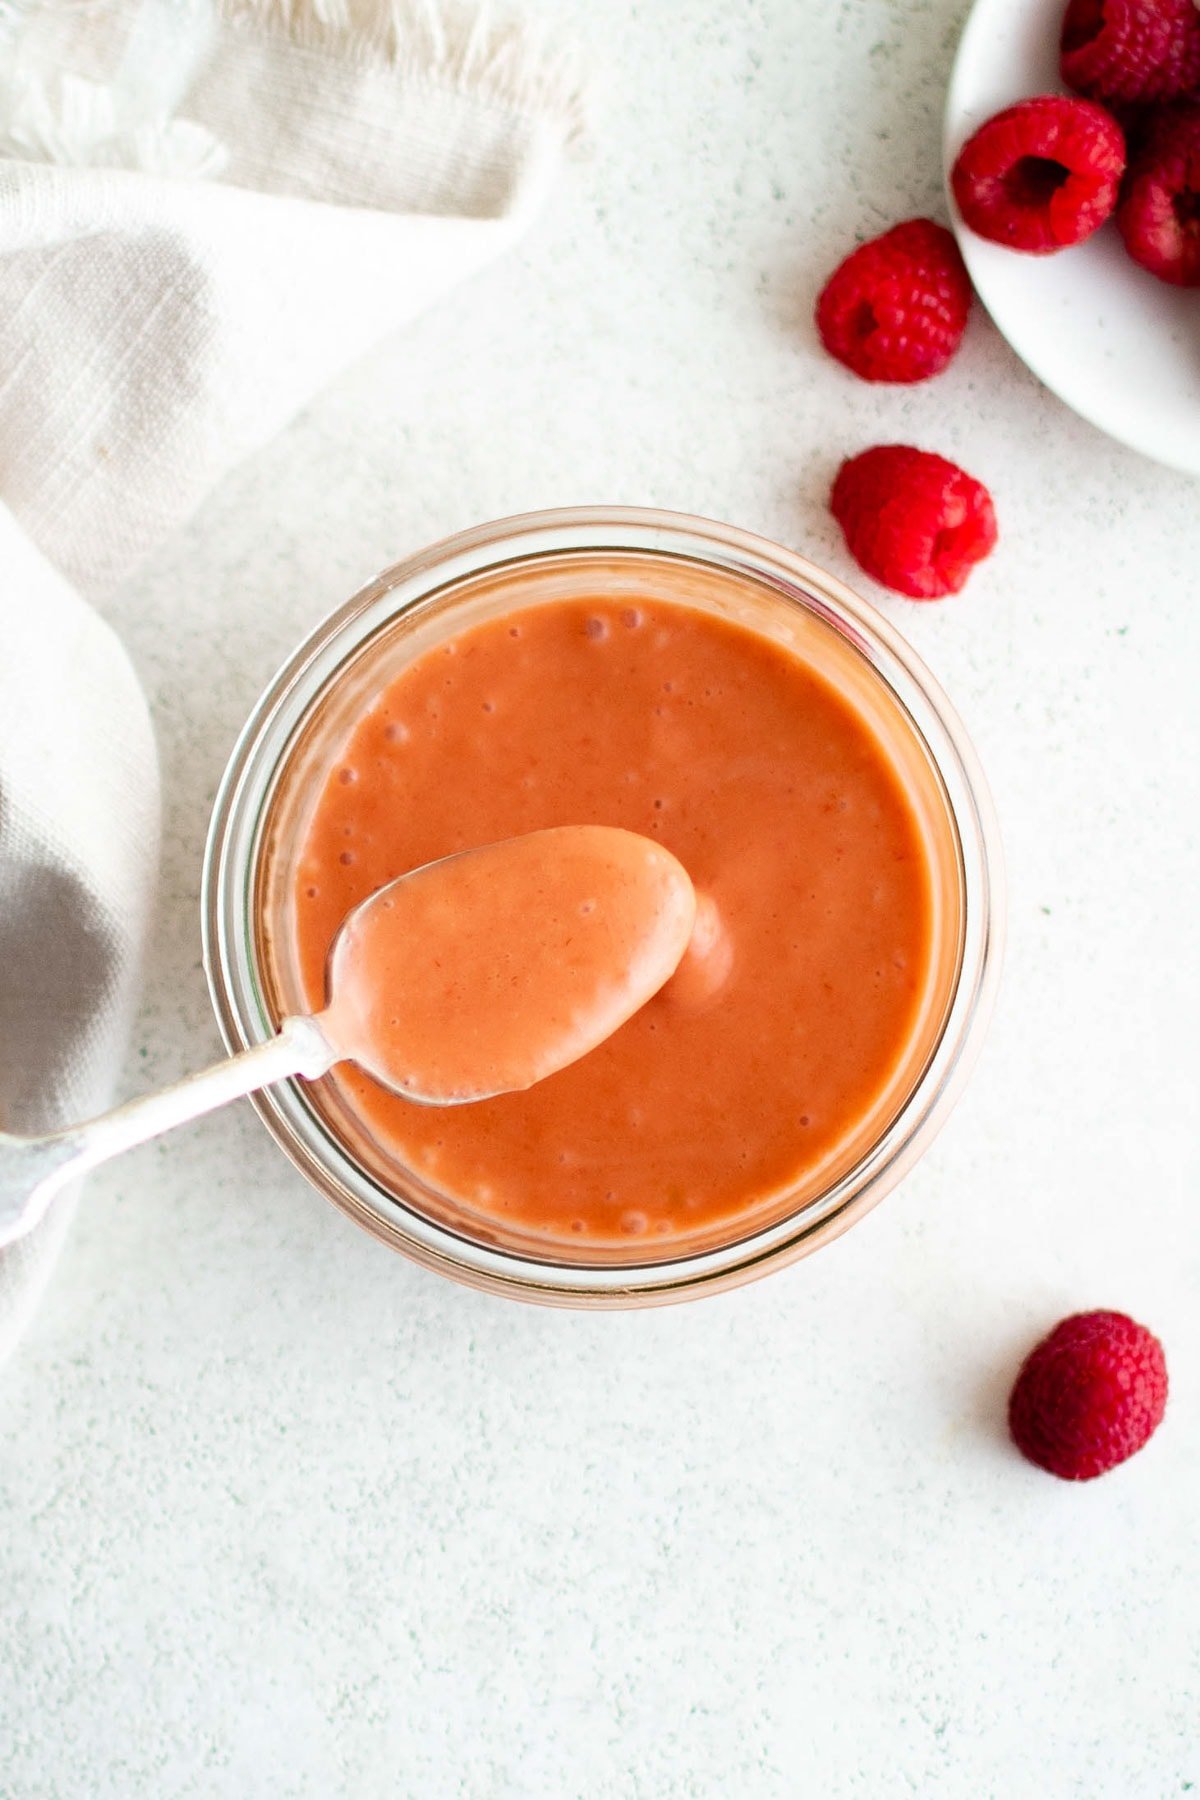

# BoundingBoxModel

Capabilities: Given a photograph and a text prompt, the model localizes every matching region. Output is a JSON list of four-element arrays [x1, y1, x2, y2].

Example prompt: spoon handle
[[0, 1015, 335, 1252]]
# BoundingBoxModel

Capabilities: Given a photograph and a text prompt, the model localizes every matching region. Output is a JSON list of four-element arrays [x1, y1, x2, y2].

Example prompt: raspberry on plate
[[950, 95, 1126, 252], [815, 218, 973, 383], [1117, 102, 1200, 284], [829, 445, 997, 600], [1009, 1310, 1168, 1481], [1061, 0, 1200, 105]]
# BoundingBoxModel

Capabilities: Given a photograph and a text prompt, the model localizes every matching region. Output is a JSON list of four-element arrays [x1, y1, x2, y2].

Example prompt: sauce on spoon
[[321, 826, 697, 1103]]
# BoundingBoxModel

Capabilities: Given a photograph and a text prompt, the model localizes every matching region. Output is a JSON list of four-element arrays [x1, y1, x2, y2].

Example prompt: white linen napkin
[[0, 0, 580, 1360]]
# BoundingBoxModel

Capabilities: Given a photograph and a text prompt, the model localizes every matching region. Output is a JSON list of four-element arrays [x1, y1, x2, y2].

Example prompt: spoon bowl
[[322, 825, 696, 1105]]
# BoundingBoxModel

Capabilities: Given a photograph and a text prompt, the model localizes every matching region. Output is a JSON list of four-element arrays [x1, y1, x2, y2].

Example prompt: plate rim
[[942, 0, 1200, 479]]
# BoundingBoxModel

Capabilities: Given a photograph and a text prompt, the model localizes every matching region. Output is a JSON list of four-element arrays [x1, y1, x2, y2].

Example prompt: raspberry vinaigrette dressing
[[273, 590, 959, 1251]]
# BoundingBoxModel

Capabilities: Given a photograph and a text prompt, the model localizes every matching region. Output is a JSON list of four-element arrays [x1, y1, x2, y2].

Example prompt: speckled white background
[[2, 1, 1198, 1794]]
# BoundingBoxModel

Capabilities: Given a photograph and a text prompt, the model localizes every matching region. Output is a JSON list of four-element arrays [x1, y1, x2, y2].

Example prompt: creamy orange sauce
[[323, 826, 695, 1102], [292, 597, 935, 1246]]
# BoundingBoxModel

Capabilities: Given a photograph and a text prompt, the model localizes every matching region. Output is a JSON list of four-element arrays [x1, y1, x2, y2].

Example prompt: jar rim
[[202, 505, 1005, 1307]]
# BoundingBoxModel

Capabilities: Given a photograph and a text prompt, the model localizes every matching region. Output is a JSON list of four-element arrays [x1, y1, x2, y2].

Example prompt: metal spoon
[[0, 827, 695, 1252]]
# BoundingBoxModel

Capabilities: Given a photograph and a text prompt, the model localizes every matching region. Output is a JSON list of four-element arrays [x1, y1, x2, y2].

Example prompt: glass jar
[[202, 507, 1003, 1307]]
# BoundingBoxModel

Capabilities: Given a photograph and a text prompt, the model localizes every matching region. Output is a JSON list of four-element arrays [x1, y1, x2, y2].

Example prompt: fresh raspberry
[[1009, 1311, 1168, 1481], [829, 445, 997, 600], [815, 219, 973, 383], [1061, 0, 1200, 105], [951, 95, 1126, 252], [1116, 102, 1200, 284]]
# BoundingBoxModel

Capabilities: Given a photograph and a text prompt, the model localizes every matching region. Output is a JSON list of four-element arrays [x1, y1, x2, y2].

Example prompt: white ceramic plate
[[944, 0, 1200, 475]]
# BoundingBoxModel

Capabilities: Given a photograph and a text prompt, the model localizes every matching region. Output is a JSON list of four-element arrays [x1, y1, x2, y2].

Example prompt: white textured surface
[[2, 0, 1198, 1794]]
